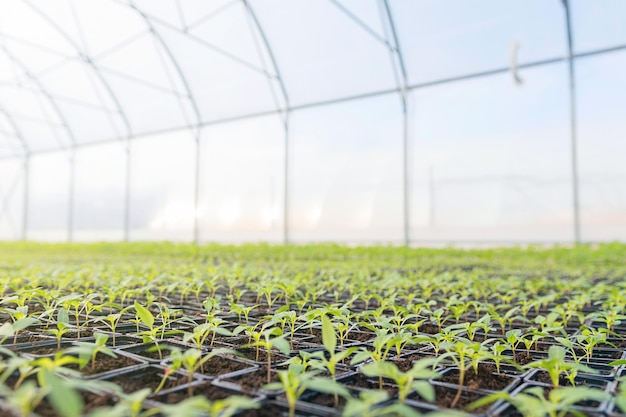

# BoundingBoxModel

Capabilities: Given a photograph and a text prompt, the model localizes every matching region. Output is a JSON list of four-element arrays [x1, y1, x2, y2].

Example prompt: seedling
[[67, 332, 117, 372], [361, 358, 438, 403], [469, 385, 609, 417], [525, 345, 596, 388]]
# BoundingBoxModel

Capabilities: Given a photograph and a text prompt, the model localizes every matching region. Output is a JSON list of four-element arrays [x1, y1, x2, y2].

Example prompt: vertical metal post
[[68, 149, 75, 242], [123, 141, 131, 242], [193, 132, 201, 245], [402, 101, 409, 247], [22, 154, 29, 240], [563, 0, 581, 244], [429, 166, 435, 228], [283, 116, 290, 244], [382, 0, 410, 247]]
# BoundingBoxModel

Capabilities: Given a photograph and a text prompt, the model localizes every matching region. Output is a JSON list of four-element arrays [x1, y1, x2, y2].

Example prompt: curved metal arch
[[381, 0, 410, 247], [0, 107, 29, 155], [241, 0, 290, 109], [0, 107, 30, 240], [23, 0, 133, 138], [0, 42, 78, 241], [127, 0, 205, 244], [0, 44, 76, 148], [127, 1, 202, 127], [241, 0, 292, 244]]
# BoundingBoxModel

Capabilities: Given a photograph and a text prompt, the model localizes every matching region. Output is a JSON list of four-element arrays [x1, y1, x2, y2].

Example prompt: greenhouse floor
[[0, 242, 625, 417]]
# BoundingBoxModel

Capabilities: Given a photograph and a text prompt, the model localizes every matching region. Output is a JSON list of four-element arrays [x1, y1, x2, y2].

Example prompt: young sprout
[[342, 389, 423, 417], [159, 395, 259, 417], [0, 380, 48, 417], [437, 338, 483, 408], [360, 358, 439, 403], [93, 306, 130, 347], [67, 332, 117, 372], [311, 315, 358, 406], [469, 385, 609, 417], [242, 325, 290, 383], [162, 347, 236, 397], [44, 307, 72, 350], [263, 363, 348, 417], [134, 301, 164, 360], [525, 345, 596, 388]]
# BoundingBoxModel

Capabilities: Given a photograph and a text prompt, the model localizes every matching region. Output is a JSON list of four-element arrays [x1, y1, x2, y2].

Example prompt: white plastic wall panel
[[0, 158, 25, 240], [410, 63, 572, 242], [129, 130, 194, 241], [197, 114, 284, 243], [290, 94, 404, 242], [577, 51, 626, 241], [389, 0, 567, 84], [73, 142, 126, 241], [250, 0, 397, 106], [27, 151, 70, 241], [571, 0, 626, 53]]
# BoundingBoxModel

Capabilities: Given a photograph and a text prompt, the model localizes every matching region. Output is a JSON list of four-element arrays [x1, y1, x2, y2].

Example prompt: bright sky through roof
[[0, 0, 625, 243]]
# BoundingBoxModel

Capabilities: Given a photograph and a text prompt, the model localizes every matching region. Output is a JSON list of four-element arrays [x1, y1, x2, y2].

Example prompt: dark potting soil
[[1, 334, 52, 345], [514, 351, 534, 366], [17, 345, 66, 355], [62, 329, 94, 338], [108, 368, 186, 393], [156, 381, 236, 403], [344, 373, 398, 398], [237, 402, 284, 417], [346, 331, 376, 342], [431, 385, 488, 412], [66, 353, 140, 376], [235, 348, 285, 363], [394, 352, 435, 372], [200, 357, 250, 376], [35, 390, 117, 417], [222, 366, 279, 391], [419, 323, 442, 335], [439, 363, 514, 391], [302, 392, 347, 409]]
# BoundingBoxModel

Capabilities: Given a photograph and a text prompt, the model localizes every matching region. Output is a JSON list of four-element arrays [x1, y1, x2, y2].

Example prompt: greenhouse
[[0, 1, 625, 416]]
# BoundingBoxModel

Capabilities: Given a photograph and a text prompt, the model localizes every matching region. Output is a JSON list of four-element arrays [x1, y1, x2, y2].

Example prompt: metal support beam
[[243, 0, 291, 244], [382, 0, 410, 247], [68, 149, 75, 242], [22, 154, 29, 240], [193, 133, 201, 245], [123, 142, 131, 242], [563, 0, 581, 244], [283, 118, 290, 244]]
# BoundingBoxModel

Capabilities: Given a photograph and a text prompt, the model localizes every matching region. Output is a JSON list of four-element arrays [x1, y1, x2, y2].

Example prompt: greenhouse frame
[[0, 0, 625, 245]]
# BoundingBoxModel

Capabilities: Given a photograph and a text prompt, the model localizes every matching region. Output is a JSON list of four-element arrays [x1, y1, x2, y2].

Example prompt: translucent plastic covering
[[0, 1, 624, 243]]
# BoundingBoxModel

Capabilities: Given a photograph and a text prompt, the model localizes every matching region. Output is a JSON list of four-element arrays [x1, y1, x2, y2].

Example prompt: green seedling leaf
[[322, 315, 336, 353], [40, 369, 83, 417], [134, 301, 154, 328], [12, 317, 38, 332], [58, 307, 70, 325]]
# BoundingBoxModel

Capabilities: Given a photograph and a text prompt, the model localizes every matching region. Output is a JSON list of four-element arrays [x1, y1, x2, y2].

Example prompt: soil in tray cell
[[66, 352, 141, 376], [107, 367, 187, 394], [343, 373, 398, 398], [1, 334, 52, 345], [408, 385, 490, 413], [530, 371, 608, 389], [236, 402, 287, 417], [234, 348, 287, 364], [439, 363, 515, 391], [222, 366, 280, 391], [35, 390, 117, 417], [198, 356, 251, 377], [300, 392, 348, 409], [155, 381, 244, 404], [393, 352, 436, 372]]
